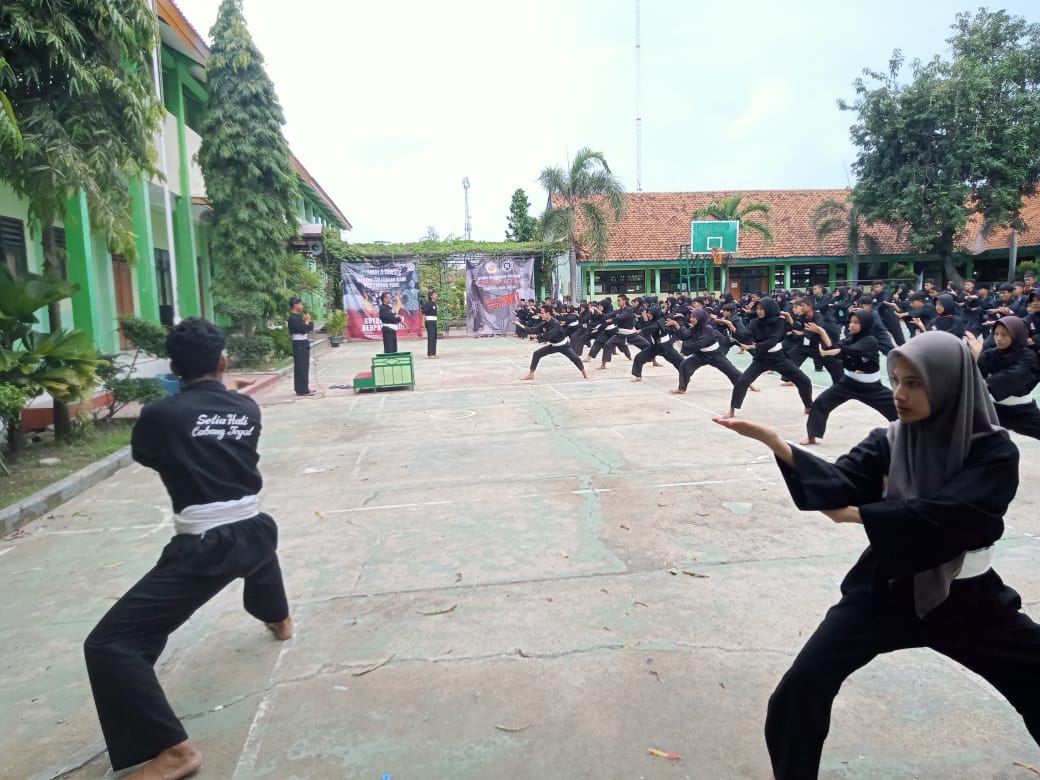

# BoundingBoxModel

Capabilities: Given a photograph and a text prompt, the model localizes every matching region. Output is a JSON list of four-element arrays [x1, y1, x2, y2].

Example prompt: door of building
[[112, 254, 134, 348]]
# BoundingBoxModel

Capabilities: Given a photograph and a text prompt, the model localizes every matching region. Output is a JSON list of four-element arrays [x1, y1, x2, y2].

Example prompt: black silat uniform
[[783, 313, 843, 383], [675, 310, 744, 391], [805, 311, 898, 440], [978, 336, 1040, 440], [527, 317, 585, 373], [379, 302, 402, 353], [631, 310, 684, 377], [729, 299, 815, 410], [84, 381, 288, 771], [602, 305, 650, 363], [422, 298, 438, 356], [872, 285, 907, 346], [287, 310, 313, 395]]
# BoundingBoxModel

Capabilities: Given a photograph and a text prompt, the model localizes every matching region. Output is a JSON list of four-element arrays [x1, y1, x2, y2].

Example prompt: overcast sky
[[174, 0, 1037, 243]]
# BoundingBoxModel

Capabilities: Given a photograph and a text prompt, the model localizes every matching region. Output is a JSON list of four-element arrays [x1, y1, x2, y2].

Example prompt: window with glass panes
[[790, 264, 830, 291], [0, 216, 28, 276], [595, 270, 646, 295]]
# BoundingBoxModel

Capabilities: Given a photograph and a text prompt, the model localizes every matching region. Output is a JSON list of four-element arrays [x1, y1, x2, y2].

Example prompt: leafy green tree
[[198, 0, 299, 335], [693, 195, 773, 243], [810, 197, 881, 283], [0, 0, 163, 437], [505, 188, 537, 241], [842, 10, 1040, 285], [539, 148, 626, 300]]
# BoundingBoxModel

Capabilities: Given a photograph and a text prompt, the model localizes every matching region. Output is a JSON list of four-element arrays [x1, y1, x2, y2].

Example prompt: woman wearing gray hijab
[[714, 330, 1040, 779], [967, 316, 1040, 440]]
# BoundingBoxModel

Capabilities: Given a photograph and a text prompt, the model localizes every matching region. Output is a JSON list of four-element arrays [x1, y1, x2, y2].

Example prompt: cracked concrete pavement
[[3, 335, 1039, 779]]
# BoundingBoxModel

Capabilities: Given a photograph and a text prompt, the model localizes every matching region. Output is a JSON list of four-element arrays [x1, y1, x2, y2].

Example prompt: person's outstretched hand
[[712, 416, 778, 445]]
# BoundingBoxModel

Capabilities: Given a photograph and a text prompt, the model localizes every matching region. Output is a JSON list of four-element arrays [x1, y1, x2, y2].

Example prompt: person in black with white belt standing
[[287, 296, 314, 396], [422, 289, 439, 358], [379, 291, 403, 353]]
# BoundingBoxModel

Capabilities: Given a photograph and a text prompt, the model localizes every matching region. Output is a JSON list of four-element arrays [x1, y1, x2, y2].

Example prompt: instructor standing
[[287, 297, 314, 396], [422, 289, 439, 358], [379, 291, 402, 353]]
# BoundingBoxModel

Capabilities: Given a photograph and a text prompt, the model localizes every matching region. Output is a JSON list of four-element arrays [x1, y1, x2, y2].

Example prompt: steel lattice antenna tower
[[462, 177, 472, 240], [635, 0, 642, 192]]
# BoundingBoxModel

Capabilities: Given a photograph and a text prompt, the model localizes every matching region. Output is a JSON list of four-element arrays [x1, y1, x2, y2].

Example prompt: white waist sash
[[383, 323, 399, 331], [291, 334, 309, 341], [845, 369, 881, 383], [699, 342, 721, 352], [605, 324, 617, 330], [955, 546, 994, 579], [619, 328, 636, 335], [767, 343, 783, 353], [550, 338, 568, 347], [425, 316, 437, 321], [174, 494, 260, 536], [994, 393, 1034, 407], [659, 334, 671, 343]]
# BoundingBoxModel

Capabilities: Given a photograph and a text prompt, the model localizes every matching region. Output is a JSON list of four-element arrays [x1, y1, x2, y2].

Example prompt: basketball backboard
[[691, 220, 739, 254]]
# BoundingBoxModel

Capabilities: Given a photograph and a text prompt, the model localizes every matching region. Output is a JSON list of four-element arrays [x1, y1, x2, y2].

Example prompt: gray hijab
[[885, 331, 1000, 617]]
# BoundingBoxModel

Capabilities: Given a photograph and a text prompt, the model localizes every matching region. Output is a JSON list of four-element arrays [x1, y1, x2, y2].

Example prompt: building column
[[196, 223, 214, 320], [587, 268, 595, 299], [130, 177, 159, 322], [63, 190, 100, 345], [171, 65, 200, 317]]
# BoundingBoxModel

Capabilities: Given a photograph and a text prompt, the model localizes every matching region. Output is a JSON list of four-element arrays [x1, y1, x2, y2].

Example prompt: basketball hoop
[[711, 247, 724, 266]]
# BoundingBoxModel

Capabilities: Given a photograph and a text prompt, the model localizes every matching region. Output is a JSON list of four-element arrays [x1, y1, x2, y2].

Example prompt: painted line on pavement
[[325, 500, 453, 515]]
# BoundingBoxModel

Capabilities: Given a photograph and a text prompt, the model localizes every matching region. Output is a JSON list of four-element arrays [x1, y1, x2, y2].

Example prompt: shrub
[[226, 333, 273, 368], [118, 316, 169, 358], [0, 383, 33, 464], [325, 309, 346, 337], [266, 327, 293, 358]]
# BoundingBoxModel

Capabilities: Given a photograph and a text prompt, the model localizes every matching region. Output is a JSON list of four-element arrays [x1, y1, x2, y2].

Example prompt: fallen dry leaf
[[634, 601, 649, 607], [668, 568, 679, 575], [495, 723, 531, 733], [351, 653, 396, 677], [314, 510, 325, 520], [97, 562, 123, 569], [517, 648, 531, 658], [1013, 762, 1040, 776], [648, 747, 680, 761], [418, 605, 457, 616], [559, 549, 569, 558], [683, 570, 709, 578], [622, 640, 640, 649]]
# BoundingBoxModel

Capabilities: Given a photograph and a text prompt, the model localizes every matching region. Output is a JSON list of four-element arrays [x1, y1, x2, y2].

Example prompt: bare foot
[[652, 361, 662, 367], [581, 370, 588, 379], [597, 364, 607, 370], [670, 388, 686, 394], [804, 407, 812, 415], [800, 437, 817, 445], [521, 372, 535, 380], [582, 356, 592, 362], [780, 381, 794, 387], [630, 376, 642, 382], [722, 408, 736, 419], [266, 616, 293, 640], [123, 740, 202, 780], [749, 384, 761, 392]]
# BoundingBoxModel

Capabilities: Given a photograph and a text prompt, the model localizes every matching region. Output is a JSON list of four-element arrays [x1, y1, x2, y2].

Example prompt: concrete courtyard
[[4, 333, 1040, 779]]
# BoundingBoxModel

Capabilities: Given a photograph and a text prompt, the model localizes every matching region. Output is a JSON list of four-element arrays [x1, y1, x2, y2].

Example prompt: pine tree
[[505, 188, 537, 242], [198, 0, 299, 334]]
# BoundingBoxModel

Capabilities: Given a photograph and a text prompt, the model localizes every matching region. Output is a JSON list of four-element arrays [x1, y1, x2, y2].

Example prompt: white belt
[[956, 546, 993, 579], [699, 342, 720, 352], [567, 321, 579, 328], [659, 334, 671, 343], [291, 334, 309, 341], [768, 343, 783, 353], [383, 323, 399, 331], [994, 393, 1034, 407], [174, 495, 259, 536], [844, 370, 881, 383], [619, 328, 636, 335], [605, 324, 617, 330], [550, 339, 568, 347], [425, 316, 437, 321]]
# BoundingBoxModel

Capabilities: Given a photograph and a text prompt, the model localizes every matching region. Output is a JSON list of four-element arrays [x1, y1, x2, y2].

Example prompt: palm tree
[[539, 148, 626, 300], [811, 197, 881, 284], [693, 195, 773, 243]]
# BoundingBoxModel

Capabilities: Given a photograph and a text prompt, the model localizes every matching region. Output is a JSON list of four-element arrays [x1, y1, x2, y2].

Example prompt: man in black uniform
[[422, 289, 439, 358], [83, 318, 291, 780], [287, 296, 314, 396], [379, 291, 402, 353]]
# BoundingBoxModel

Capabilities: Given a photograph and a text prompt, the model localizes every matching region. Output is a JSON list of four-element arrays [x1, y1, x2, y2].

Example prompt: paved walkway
[[4, 335, 1040, 779]]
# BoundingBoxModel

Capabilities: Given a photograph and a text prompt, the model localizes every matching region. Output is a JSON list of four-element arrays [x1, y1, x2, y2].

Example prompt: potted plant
[[325, 309, 346, 347]]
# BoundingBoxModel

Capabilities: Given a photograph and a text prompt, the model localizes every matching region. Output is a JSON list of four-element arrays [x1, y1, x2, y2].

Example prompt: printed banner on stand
[[341, 261, 423, 340], [465, 256, 535, 335]]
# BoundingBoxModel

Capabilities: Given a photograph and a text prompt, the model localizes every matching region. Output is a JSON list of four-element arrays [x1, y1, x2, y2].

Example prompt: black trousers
[[588, 329, 615, 360], [806, 376, 897, 439], [785, 344, 843, 384], [530, 343, 585, 373], [880, 308, 906, 346], [603, 332, 649, 363], [382, 326, 398, 354], [678, 349, 743, 390], [996, 400, 1040, 440], [766, 580, 1040, 779], [425, 320, 437, 356], [730, 352, 814, 409], [632, 342, 684, 376], [292, 340, 310, 395], [84, 514, 289, 771]]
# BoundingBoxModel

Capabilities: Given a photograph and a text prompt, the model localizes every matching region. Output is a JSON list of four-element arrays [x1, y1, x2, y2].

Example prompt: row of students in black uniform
[[518, 287, 1040, 445]]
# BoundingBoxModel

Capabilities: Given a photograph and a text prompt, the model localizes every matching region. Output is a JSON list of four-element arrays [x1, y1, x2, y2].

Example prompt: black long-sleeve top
[[287, 312, 313, 335], [421, 300, 437, 317], [930, 314, 965, 338], [530, 317, 567, 344], [379, 303, 401, 326], [836, 335, 881, 374], [131, 380, 262, 514], [748, 317, 787, 359], [776, 427, 1020, 616], [977, 347, 1040, 401], [612, 307, 637, 331], [677, 321, 719, 352]]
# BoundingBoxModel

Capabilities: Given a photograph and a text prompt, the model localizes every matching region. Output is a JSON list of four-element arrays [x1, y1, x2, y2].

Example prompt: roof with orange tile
[[567, 190, 1039, 263]]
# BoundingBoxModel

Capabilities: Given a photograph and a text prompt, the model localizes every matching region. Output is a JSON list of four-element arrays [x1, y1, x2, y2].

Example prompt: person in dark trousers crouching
[[287, 296, 314, 396], [379, 291, 402, 353], [422, 289, 439, 358], [83, 318, 292, 780]]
